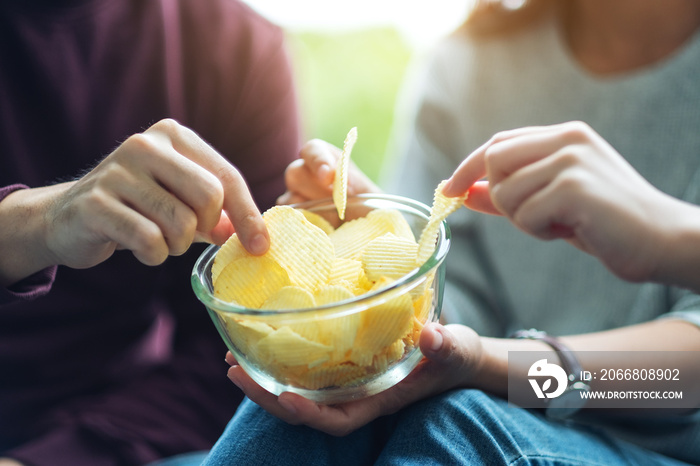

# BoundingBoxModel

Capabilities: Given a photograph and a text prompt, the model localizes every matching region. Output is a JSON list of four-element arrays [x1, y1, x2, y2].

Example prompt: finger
[[146, 119, 268, 255], [194, 210, 236, 246], [122, 131, 225, 237], [419, 322, 480, 372], [277, 391, 385, 437], [484, 126, 579, 187], [284, 159, 334, 200], [114, 171, 198, 256], [510, 175, 580, 240], [463, 181, 503, 215], [485, 121, 599, 186], [488, 148, 580, 218], [299, 139, 342, 185], [442, 139, 489, 197], [442, 125, 562, 198], [92, 193, 169, 265], [276, 192, 309, 206], [225, 351, 237, 365]]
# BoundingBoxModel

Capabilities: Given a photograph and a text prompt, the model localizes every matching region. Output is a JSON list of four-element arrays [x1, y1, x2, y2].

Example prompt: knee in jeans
[[408, 389, 509, 434]]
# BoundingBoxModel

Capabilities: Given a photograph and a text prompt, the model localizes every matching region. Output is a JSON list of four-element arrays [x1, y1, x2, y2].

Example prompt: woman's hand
[[0, 119, 268, 286], [225, 323, 484, 436], [277, 139, 381, 205], [442, 121, 692, 284]]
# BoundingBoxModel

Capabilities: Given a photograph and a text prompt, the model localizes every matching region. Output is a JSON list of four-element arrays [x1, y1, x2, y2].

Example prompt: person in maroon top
[[0, 0, 300, 465]]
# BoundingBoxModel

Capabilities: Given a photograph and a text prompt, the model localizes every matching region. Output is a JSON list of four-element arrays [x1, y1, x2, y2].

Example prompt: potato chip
[[416, 180, 468, 266], [298, 209, 335, 235], [351, 290, 413, 365], [214, 256, 291, 308], [261, 285, 316, 310], [413, 287, 434, 323], [361, 233, 418, 284], [332, 127, 357, 220], [372, 338, 406, 373], [257, 326, 332, 367], [315, 284, 355, 306], [331, 208, 412, 260], [370, 208, 415, 242], [291, 362, 367, 390], [314, 286, 362, 360], [221, 316, 275, 361], [211, 234, 247, 285], [328, 258, 363, 284], [264, 206, 334, 292]]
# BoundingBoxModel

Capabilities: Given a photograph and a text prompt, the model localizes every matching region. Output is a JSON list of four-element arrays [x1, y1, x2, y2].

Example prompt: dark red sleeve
[[0, 184, 56, 306]]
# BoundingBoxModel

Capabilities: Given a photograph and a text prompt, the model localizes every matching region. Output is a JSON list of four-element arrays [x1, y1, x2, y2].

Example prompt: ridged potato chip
[[372, 339, 406, 373], [214, 256, 291, 308], [361, 233, 419, 284], [299, 209, 335, 235], [351, 292, 413, 365], [264, 206, 334, 292], [330, 209, 413, 260], [333, 127, 357, 220], [257, 326, 332, 367], [291, 362, 367, 390], [221, 316, 274, 362], [261, 286, 316, 310], [416, 180, 468, 266], [315, 284, 355, 306], [328, 258, 363, 284]]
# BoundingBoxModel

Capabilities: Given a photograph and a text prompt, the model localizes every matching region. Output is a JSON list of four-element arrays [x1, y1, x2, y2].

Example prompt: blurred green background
[[288, 28, 414, 184]]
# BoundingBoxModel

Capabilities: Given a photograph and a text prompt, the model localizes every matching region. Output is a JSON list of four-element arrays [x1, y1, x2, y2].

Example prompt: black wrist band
[[510, 328, 590, 419]]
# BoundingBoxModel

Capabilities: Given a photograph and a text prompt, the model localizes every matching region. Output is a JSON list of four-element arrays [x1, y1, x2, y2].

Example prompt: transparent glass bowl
[[191, 194, 450, 404]]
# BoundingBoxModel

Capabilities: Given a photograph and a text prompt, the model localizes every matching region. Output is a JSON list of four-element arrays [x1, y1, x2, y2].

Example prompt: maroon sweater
[[0, 1, 300, 464]]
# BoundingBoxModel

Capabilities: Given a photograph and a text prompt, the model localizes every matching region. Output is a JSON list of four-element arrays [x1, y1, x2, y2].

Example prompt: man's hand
[[225, 323, 483, 436], [0, 119, 267, 286], [277, 139, 380, 206]]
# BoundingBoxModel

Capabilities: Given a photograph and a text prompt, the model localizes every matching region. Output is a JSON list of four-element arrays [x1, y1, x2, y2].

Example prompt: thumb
[[419, 322, 482, 371]]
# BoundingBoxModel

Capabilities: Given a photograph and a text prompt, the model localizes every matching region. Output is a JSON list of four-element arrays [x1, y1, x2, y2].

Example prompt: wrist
[[472, 336, 553, 398], [0, 186, 61, 286], [654, 198, 700, 292]]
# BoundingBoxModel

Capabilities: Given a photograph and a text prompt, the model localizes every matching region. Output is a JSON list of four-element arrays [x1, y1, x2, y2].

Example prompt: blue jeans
[[200, 389, 689, 465]]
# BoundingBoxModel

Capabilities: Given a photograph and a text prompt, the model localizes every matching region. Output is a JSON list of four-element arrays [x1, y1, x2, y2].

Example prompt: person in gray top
[[193, 1, 700, 465]]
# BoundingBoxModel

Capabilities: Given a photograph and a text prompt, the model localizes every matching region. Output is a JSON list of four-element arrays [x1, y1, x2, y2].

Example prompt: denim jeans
[[200, 389, 689, 465]]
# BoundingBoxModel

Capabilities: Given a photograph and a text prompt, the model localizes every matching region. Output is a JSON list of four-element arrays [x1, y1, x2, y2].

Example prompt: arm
[[226, 317, 700, 436]]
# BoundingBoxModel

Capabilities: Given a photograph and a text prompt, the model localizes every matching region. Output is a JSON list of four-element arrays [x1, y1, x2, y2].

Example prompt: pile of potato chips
[[211, 128, 467, 392]]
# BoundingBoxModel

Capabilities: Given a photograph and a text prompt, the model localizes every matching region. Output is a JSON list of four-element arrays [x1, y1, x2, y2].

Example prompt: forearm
[[0, 185, 65, 287], [474, 319, 700, 400]]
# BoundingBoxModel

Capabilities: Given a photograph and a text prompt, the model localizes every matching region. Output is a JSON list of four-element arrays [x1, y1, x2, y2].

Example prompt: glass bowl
[[191, 194, 450, 404]]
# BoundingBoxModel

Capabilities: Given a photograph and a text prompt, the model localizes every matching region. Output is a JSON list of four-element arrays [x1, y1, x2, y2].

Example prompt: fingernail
[[430, 328, 444, 352], [441, 179, 455, 197], [248, 233, 269, 255], [278, 396, 297, 415], [318, 164, 331, 181]]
